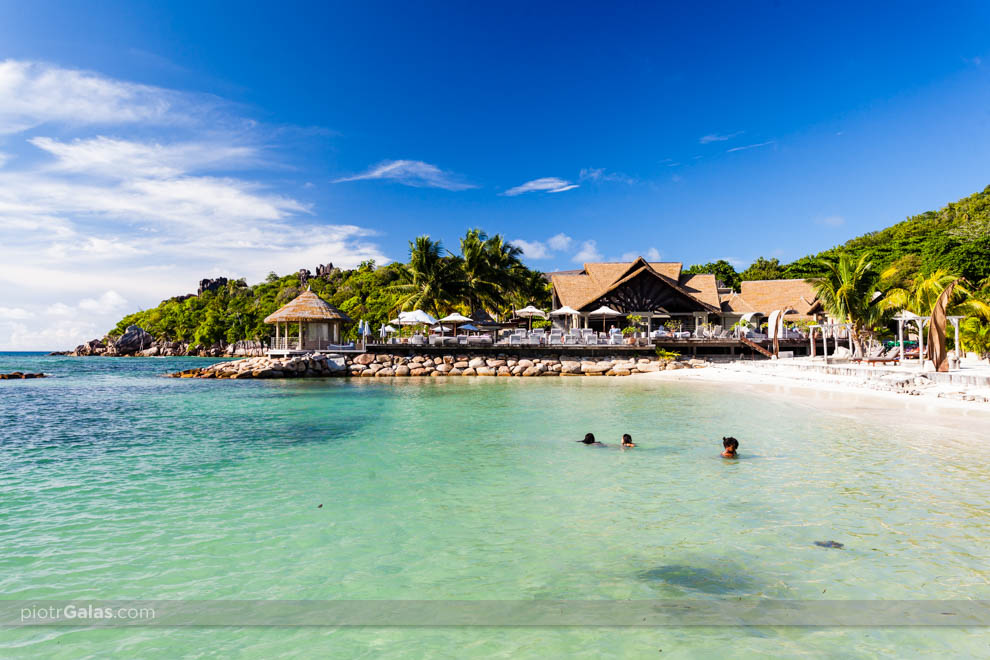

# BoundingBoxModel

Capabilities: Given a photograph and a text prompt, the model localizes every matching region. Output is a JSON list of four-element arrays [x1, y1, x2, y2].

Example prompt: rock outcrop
[[111, 325, 153, 354], [197, 277, 229, 296], [69, 327, 267, 358]]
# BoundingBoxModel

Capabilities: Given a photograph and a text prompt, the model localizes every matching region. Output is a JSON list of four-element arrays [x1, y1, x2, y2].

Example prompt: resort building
[[549, 256, 822, 333], [265, 288, 353, 352]]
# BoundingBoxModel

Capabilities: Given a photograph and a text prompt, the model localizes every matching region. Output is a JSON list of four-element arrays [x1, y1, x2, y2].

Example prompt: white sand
[[629, 360, 990, 421]]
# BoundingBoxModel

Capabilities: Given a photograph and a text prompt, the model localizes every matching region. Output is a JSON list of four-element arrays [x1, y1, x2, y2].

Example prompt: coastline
[[629, 361, 990, 416]]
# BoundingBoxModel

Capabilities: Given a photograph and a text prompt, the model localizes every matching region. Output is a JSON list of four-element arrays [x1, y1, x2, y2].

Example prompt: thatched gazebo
[[264, 289, 352, 352]]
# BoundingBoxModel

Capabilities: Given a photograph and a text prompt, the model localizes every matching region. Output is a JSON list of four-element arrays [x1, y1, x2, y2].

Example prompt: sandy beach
[[632, 359, 990, 420]]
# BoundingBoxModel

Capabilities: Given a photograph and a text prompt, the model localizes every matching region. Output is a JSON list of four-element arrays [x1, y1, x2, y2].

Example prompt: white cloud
[[503, 177, 578, 196], [547, 233, 573, 251], [0, 306, 33, 319], [0, 59, 204, 134], [579, 168, 636, 184], [620, 247, 662, 261], [699, 131, 743, 144], [0, 151, 9, 167], [0, 60, 391, 350], [726, 140, 775, 153], [510, 239, 550, 259], [817, 215, 845, 227], [78, 290, 128, 313], [334, 159, 474, 191], [719, 256, 746, 268], [30, 136, 258, 178], [573, 240, 602, 262]]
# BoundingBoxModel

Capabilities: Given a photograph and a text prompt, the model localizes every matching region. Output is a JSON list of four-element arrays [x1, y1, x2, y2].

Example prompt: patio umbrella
[[587, 305, 621, 332], [549, 305, 580, 331], [459, 323, 479, 333], [515, 305, 548, 331], [440, 312, 472, 336]]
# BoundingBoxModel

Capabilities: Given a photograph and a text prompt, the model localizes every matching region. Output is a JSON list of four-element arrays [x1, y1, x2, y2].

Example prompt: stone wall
[[169, 352, 711, 379]]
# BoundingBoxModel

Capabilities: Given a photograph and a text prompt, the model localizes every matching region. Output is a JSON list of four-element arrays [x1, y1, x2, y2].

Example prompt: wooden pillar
[[298, 321, 303, 351]]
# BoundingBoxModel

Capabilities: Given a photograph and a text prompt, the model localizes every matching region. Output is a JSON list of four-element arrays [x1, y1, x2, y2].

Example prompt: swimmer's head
[[722, 437, 739, 452], [621, 434, 634, 446], [579, 433, 596, 444]]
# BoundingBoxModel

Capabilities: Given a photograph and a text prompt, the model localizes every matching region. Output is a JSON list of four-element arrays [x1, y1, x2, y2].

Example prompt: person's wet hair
[[579, 433, 596, 444], [722, 437, 739, 451], [622, 434, 633, 444]]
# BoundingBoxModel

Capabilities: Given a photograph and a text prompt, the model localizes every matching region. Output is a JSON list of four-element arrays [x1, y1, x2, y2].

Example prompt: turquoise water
[[2, 352, 990, 657]]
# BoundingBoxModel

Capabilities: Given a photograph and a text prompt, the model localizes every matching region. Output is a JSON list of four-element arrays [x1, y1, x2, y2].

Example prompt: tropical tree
[[884, 269, 990, 353], [806, 253, 900, 356], [459, 228, 501, 313], [389, 236, 467, 317], [684, 260, 741, 290], [884, 269, 990, 321], [740, 256, 784, 282]]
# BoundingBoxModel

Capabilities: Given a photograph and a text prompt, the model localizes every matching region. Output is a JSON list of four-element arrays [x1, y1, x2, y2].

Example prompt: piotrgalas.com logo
[[21, 604, 155, 623]]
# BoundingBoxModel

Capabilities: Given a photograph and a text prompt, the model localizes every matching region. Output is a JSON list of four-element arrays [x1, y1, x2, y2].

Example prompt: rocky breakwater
[[64, 325, 267, 358], [169, 352, 711, 379], [0, 372, 46, 379]]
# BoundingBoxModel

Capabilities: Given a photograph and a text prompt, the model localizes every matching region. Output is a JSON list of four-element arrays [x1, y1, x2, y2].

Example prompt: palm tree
[[389, 236, 467, 317], [806, 253, 897, 356], [884, 269, 990, 355], [459, 228, 501, 313], [885, 269, 990, 320]]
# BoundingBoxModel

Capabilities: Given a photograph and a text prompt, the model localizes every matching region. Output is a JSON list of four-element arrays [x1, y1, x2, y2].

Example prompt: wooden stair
[[739, 336, 773, 358]]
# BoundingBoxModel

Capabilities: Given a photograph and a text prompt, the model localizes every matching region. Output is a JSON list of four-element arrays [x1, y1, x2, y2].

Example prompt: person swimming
[[578, 433, 606, 446], [621, 434, 636, 448], [721, 436, 739, 458]]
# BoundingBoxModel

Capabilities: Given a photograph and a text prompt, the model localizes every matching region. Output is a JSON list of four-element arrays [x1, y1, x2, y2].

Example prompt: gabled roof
[[264, 290, 352, 323], [550, 258, 718, 313]]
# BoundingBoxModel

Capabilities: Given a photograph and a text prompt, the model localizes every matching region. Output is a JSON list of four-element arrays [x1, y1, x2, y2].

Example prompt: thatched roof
[[550, 258, 717, 313], [735, 279, 822, 320], [263, 290, 352, 323], [549, 257, 822, 320]]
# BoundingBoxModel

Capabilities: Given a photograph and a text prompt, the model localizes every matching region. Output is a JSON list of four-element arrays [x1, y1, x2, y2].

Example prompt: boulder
[[522, 367, 540, 377], [394, 365, 410, 376], [462, 367, 477, 376], [581, 361, 609, 374], [497, 366, 512, 376], [375, 367, 394, 377], [113, 325, 153, 354], [448, 368, 463, 376], [453, 361, 469, 369], [409, 367, 427, 376], [517, 359, 535, 369], [476, 366, 495, 376], [561, 360, 583, 374], [354, 353, 377, 365], [486, 359, 507, 368], [468, 357, 486, 369]]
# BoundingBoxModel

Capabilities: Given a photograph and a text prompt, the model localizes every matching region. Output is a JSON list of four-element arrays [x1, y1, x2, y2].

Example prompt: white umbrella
[[401, 310, 437, 325], [515, 305, 547, 331], [440, 312, 472, 336], [549, 305, 580, 331], [588, 305, 621, 333]]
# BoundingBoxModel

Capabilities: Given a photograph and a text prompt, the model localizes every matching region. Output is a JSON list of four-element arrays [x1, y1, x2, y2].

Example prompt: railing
[[270, 337, 360, 351]]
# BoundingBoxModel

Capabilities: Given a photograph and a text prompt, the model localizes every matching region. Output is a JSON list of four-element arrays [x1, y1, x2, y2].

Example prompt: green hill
[[686, 185, 990, 288]]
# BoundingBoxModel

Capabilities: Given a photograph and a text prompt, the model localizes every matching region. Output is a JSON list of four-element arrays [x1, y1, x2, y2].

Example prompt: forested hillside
[[686, 185, 990, 289], [110, 231, 550, 348]]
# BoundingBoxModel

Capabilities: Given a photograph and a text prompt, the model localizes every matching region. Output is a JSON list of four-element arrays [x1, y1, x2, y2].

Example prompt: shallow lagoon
[[2, 353, 990, 657]]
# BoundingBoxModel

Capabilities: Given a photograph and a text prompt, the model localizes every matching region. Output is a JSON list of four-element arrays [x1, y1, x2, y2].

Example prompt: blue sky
[[1, 2, 989, 348]]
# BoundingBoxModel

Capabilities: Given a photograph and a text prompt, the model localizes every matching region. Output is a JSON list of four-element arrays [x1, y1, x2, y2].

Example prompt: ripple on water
[[2, 355, 990, 657]]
